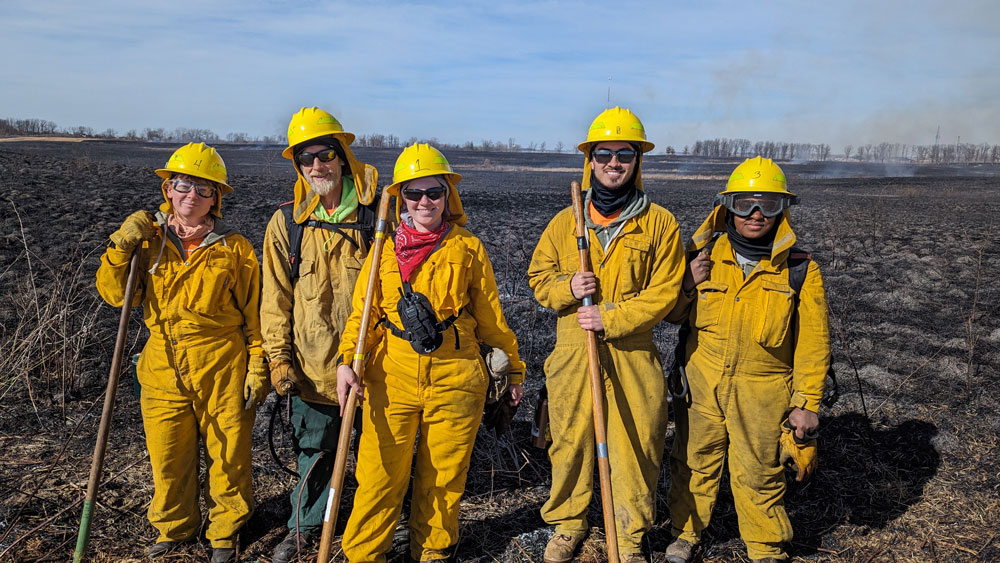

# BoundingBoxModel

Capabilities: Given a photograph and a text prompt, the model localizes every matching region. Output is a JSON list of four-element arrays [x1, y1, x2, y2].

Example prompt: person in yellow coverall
[[95, 142, 266, 563], [337, 143, 525, 562], [259, 107, 379, 563], [664, 157, 830, 563], [527, 107, 686, 563]]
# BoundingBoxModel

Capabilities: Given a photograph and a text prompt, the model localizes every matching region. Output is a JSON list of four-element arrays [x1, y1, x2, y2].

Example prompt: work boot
[[147, 541, 181, 559], [620, 552, 648, 562], [211, 547, 236, 563], [543, 533, 584, 563], [751, 558, 787, 563], [664, 537, 696, 563], [272, 530, 313, 563]]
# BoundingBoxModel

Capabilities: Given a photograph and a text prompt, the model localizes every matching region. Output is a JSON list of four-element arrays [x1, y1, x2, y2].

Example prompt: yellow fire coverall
[[527, 197, 686, 553], [261, 154, 378, 405], [338, 191, 525, 562], [95, 211, 262, 549], [665, 206, 830, 560]]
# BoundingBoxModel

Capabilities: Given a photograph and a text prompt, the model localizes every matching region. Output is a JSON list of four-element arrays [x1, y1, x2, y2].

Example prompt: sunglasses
[[716, 192, 798, 218], [296, 148, 339, 167], [171, 178, 216, 199], [591, 148, 637, 164], [401, 186, 446, 201]]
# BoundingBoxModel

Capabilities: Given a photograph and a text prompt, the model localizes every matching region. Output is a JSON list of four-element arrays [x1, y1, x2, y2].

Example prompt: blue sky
[[3, 1, 998, 152]]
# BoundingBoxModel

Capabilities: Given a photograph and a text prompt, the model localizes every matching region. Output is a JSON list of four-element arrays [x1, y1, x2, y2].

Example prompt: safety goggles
[[715, 192, 798, 218], [170, 177, 216, 199], [401, 186, 446, 201], [295, 148, 339, 167], [591, 148, 637, 164]]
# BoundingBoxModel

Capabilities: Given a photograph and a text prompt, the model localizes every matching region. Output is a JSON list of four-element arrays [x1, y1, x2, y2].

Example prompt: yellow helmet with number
[[154, 142, 232, 194], [720, 156, 794, 195], [386, 143, 465, 226], [282, 107, 356, 159], [386, 143, 462, 193], [577, 106, 654, 154]]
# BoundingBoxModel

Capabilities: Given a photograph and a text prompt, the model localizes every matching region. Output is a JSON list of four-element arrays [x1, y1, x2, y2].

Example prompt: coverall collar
[[688, 205, 797, 267]]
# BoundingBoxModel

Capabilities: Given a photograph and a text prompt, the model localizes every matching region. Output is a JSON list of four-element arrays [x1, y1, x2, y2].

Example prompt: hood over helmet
[[283, 107, 377, 224]]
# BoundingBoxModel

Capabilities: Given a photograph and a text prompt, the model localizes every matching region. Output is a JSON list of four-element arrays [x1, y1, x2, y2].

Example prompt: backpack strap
[[279, 202, 306, 282], [786, 246, 811, 304], [280, 200, 378, 284]]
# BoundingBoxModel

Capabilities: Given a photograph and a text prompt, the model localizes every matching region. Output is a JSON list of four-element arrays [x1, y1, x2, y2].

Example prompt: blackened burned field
[[1, 141, 998, 562]]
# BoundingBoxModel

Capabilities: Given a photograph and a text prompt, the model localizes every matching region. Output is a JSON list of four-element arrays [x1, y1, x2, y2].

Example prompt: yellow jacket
[[338, 194, 525, 385], [96, 212, 263, 394], [528, 202, 686, 341], [260, 148, 378, 405], [666, 206, 830, 412]]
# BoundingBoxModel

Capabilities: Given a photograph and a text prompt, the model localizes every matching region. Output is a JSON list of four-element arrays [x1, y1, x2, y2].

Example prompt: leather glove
[[779, 418, 818, 482], [109, 210, 155, 251], [270, 360, 305, 397], [483, 347, 510, 404], [244, 356, 270, 410]]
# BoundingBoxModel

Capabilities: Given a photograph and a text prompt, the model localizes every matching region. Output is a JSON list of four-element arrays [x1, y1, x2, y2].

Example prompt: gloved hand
[[244, 356, 270, 410], [109, 210, 155, 251], [779, 418, 818, 481], [484, 347, 510, 403], [269, 360, 305, 397]]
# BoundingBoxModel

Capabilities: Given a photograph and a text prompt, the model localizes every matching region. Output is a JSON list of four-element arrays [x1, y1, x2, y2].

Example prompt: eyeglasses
[[591, 148, 637, 164], [171, 178, 216, 199], [715, 192, 798, 218], [296, 148, 339, 167], [401, 186, 446, 201]]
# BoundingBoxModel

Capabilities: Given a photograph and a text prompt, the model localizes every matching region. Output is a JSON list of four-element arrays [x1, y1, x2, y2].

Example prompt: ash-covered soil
[[1, 141, 999, 562]]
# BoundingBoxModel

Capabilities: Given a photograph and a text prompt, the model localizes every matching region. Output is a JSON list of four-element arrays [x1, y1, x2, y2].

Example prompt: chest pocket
[[294, 258, 324, 303], [333, 254, 364, 294], [754, 280, 795, 348], [619, 236, 652, 297], [188, 251, 236, 315], [691, 281, 728, 330], [428, 247, 473, 315]]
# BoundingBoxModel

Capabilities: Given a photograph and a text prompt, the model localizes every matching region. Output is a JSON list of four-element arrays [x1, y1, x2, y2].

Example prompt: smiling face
[[732, 209, 778, 239], [589, 141, 638, 190], [297, 143, 342, 196], [401, 175, 447, 232], [166, 174, 215, 222]]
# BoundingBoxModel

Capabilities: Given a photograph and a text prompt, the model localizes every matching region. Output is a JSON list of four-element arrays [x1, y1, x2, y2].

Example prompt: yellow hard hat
[[386, 143, 462, 194], [577, 106, 654, 154], [282, 107, 356, 159], [155, 142, 233, 194], [720, 156, 794, 195]]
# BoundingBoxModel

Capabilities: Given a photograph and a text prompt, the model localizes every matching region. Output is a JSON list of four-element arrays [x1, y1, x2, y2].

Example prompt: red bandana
[[394, 220, 449, 282]]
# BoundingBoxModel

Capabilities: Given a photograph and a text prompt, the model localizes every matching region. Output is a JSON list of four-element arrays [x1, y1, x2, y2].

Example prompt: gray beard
[[308, 176, 338, 196]]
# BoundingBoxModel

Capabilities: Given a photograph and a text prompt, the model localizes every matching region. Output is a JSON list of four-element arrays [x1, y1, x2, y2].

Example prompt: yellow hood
[[158, 177, 226, 218], [387, 175, 467, 228], [290, 145, 378, 224], [580, 149, 645, 192], [689, 205, 796, 263]]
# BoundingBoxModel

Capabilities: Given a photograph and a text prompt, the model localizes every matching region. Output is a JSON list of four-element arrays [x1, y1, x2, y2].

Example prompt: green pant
[[286, 396, 343, 533]]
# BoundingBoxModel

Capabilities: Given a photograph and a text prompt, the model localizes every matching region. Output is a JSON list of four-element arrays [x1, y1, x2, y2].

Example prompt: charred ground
[[0, 141, 998, 562]]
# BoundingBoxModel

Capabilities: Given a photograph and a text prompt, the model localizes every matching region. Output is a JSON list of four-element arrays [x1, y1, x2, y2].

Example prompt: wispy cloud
[[2, 0, 998, 149]]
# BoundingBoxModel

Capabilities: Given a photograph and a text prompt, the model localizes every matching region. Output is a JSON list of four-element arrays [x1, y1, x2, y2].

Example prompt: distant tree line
[[686, 137, 1000, 164], [688, 138, 833, 161], [0, 118, 560, 153], [6, 118, 999, 163]]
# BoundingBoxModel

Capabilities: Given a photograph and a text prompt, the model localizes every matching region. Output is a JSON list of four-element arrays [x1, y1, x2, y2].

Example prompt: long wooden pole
[[570, 181, 620, 563], [316, 189, 393, 562], [74, 249, 142, 562]]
